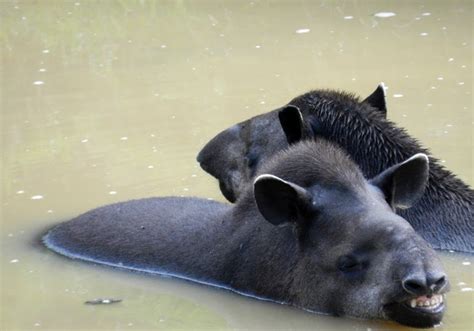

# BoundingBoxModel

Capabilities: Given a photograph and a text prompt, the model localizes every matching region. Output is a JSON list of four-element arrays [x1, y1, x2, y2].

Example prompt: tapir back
[[44, 197, 231, 282]]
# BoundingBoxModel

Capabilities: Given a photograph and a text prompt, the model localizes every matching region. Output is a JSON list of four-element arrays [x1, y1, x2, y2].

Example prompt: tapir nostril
[[403, 272, 448, 295], [435, 276, 445, 286], [402, 277, 428, 295], [429, 274, 448, 292]]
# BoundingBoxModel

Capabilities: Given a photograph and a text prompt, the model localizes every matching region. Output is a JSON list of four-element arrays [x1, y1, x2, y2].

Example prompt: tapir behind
[[44, 140, 448, 328], [197, 86, 474, 253]]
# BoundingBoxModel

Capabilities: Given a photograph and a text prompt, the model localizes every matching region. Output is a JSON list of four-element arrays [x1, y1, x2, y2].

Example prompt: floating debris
[[31, 195, 44, 200], [85, 298, 122, 305]]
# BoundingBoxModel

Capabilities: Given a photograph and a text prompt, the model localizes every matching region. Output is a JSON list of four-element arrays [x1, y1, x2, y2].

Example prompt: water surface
[[1, 1, 472, 330]]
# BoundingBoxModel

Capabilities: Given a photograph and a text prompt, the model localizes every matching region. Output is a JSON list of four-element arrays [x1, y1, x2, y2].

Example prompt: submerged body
[[44, 141, 448, 328], [197, 87, 474, 253]]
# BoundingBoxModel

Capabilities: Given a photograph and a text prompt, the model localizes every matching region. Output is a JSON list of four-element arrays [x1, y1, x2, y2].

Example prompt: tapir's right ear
[[362, 83, 387, 117], [254, 174, 312, 226], [370, 153, 429, 210], [278, 105, 308, 145]]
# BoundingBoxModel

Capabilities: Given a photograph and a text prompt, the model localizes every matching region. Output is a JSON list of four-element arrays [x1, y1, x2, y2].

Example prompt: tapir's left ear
[[370, 153, 429, 209], [362, 83, 387, 117], [254, 174, 312, 226], [278, 105, 309, 145]]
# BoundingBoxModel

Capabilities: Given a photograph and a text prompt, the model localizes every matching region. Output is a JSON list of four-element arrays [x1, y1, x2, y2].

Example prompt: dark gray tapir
[[44, 140, 449, 328], [197, 85, 474, 253]]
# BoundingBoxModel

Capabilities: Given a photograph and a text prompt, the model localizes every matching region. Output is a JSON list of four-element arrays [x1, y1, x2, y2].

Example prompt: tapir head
[[197, 85, 387, 202], [197, 111, 288, 202], [252, 141, 448, 328]]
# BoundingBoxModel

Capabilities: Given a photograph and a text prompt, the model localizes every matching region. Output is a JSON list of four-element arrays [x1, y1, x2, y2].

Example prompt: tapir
[[44, 140, 449, 328], [197, 85, 474, 253]]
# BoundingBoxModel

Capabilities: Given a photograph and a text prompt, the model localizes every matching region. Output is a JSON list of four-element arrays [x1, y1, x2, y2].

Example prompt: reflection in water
[[1, 1, 472, 330]]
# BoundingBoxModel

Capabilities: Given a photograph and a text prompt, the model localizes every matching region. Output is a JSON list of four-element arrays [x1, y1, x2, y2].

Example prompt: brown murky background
[[1, 1, 472, 330]]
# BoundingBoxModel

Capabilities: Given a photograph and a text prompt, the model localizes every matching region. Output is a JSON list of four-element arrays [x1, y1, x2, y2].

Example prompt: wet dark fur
[[291, 90, 474, 252], [197, 89, 474, 253], [44, 140, 448, 328]]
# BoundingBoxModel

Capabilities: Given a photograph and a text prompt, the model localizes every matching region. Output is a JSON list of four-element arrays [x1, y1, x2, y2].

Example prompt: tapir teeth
[[407, 294, 443, 309]]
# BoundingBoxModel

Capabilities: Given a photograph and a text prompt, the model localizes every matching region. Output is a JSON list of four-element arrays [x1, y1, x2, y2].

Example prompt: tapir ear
[[362, 83, 387, 117], [278, 105, 306, 145], [254, 174, 312, 226], [370, 154, 429, 209]]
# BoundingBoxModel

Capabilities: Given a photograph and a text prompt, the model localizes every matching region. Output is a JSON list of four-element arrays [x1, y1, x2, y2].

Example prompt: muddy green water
[[1, 1, 472, 330]]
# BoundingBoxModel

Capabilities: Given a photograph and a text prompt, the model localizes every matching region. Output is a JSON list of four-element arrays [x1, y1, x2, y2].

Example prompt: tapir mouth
[[383, 294, 446, 328], [403, 294, 444, 312]]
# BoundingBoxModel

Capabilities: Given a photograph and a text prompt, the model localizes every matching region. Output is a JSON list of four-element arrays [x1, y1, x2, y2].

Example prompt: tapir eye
[[245, 151, 259, 170], [337, 255, 365, 274]]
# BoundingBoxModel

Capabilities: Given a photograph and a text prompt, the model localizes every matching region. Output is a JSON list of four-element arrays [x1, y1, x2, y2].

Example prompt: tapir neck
[[305, 112, 474, 252], [158, 199, 302, 303], [216, 199, 301, 302]]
